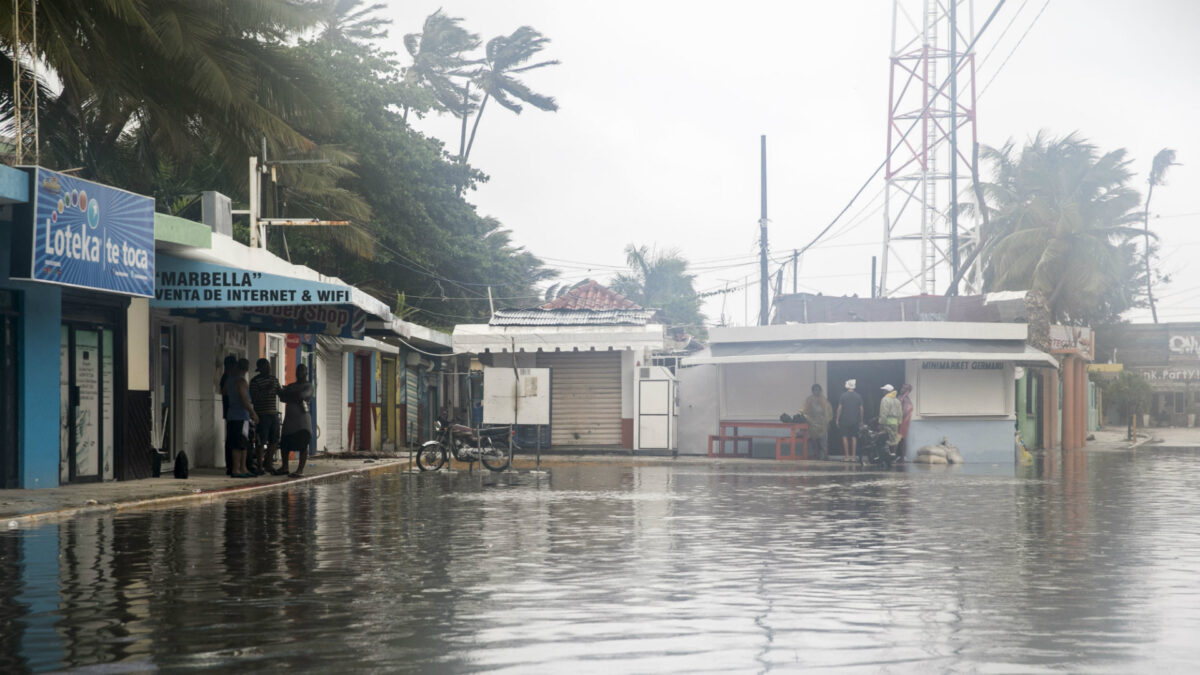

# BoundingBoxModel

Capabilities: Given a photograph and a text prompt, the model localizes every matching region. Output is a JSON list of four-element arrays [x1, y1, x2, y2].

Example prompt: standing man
[[224, 359, 259, 478], [278, 363, 314, 478], [898, 383, 915, 462], [218, 354, 238, 476], [249, 358, 282, 476], [879, 384, 903, 458], [803, 383, 833, 460], [835, 379, 864, 462]]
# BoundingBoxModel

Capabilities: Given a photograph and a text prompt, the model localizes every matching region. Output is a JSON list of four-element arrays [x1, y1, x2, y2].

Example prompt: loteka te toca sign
[[9, 167, 155, 297]]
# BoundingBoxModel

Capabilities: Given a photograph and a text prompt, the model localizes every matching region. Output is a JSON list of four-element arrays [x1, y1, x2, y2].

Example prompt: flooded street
[[3, 450, 1200, 673]]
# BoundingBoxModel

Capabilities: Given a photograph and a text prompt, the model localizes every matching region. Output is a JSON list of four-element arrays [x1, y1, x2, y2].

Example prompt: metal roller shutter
[[405, 367, 419, 442], [324, 352, 344, 452], [539, 351, 622, 446]]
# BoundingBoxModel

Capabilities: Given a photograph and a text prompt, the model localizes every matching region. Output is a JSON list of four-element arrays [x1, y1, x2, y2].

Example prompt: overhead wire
[[979, 0, 1051, 98]]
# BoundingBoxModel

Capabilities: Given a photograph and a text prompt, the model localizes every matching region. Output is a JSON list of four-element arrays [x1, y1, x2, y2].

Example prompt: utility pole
[[759, 135, 769, 325], [792, 249, 799, 294], [246, 137, 345, 249], [949, 0, 960, 295]]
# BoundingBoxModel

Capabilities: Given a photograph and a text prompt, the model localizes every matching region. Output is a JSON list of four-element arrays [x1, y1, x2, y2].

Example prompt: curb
[[5, 458, 410, 529]]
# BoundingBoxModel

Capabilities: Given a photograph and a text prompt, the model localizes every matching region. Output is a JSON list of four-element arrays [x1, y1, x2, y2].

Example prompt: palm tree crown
[[980, 133, 1145, 324]]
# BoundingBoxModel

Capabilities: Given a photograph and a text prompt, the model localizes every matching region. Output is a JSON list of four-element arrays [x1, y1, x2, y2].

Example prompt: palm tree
[[402, 10, 480, 121], [980, 133, 1146, 325], [457, 26, 559, 182], [1, 0, 331, 182], [612, 245, 705, 334], [316, 0, 389, 45], [1143, 148, 1178, 323]]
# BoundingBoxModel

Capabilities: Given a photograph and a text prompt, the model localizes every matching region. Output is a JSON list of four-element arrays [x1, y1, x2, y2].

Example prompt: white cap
[[881, 384, 894, 392], [845, 379, 856, 390]]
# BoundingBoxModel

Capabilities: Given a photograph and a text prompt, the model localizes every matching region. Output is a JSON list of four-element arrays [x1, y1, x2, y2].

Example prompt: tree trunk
[[456, 82, 471, 197], [1025, 289, 1052, 353], [1144, 182, 1158, 323], [462, 92, 490, 168]]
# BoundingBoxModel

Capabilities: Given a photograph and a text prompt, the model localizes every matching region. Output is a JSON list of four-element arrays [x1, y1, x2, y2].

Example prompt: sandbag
[[917, 444, 947, 459], [913, 453, 948, 464]]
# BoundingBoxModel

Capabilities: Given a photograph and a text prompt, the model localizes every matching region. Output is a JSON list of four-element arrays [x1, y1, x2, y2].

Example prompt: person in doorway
[[803, 383, 833, 460], [835, 379, 864, 462], [278, 363, 313, 478], [897, 383, 914, 462], [218, 354, 238, 476], [879, 384, 902, 457], [224, 359, 259, 478], [249, 358, 282, 476]]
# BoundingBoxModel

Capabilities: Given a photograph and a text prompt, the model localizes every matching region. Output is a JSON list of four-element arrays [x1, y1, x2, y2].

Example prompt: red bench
[[708, 420, 809, 460]]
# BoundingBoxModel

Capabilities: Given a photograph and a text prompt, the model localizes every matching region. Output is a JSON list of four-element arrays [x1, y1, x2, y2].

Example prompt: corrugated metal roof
[[490, 308, 657, 326]]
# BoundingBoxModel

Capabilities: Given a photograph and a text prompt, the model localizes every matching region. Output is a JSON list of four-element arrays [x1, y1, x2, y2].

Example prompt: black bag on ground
[[173, 451, 189, 479]]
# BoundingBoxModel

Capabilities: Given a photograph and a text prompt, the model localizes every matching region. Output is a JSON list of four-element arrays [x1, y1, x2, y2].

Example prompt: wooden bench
[[708, 420, 809, 460]]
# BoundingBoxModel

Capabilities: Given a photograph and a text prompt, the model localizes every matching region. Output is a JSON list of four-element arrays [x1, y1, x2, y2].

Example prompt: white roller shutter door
[[324, 351, 344, 452], [539, 351, 622, 446]]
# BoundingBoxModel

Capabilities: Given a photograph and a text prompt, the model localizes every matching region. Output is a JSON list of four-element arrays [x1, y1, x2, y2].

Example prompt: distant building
[[1094, 323, 1200, 426], [452, 281, 672, 450]]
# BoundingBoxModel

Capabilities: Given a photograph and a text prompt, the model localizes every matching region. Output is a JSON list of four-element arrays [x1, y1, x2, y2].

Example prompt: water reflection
[[2, 452, 1200, 672]]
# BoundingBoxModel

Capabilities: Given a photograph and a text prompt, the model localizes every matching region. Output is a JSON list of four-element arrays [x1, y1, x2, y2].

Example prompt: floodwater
[[3, 451, 1200, 673]]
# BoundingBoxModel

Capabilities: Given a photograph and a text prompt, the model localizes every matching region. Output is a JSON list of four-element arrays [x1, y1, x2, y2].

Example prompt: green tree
[[977, 133, 1147, 325], [1143, 148, 1178, 324], [316, 0, 389, 45], [1100, 370, 1152, 439], [457, 26, 559, 191], [611, 245, 706, 336]]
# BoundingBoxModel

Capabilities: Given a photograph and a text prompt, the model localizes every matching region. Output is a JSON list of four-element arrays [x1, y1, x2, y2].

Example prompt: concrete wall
[[908, 418, 1016, 464], [678, 364, 718, 455], [719, 361, 821, 421]]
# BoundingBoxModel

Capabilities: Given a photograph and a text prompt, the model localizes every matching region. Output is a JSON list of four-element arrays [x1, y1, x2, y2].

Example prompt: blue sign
[[152, 255, 356, 307], [17, 167, 155, 296], [168, 306, 367, 338]]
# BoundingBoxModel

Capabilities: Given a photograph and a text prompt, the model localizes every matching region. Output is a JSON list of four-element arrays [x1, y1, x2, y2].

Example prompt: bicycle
[[415, 419, 512, 472]]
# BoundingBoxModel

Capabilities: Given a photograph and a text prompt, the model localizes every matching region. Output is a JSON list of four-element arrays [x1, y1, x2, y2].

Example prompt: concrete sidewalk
[[2, 456, 409, 526]]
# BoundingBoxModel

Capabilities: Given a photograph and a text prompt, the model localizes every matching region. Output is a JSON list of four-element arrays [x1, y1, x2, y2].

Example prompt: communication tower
[[12, 0, 38, 165], [879, 0, 979, 297]]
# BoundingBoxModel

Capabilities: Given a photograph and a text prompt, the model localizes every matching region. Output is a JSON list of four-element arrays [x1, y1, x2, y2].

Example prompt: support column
[[1077, 358, 1088, 448], [1046, 367, 1060, 450], [1064, 356, 1077, 450]]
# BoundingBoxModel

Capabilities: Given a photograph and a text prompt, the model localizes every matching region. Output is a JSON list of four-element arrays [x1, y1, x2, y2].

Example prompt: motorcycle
[[415, 419, 512, 472], [857, 421, 898, 468]]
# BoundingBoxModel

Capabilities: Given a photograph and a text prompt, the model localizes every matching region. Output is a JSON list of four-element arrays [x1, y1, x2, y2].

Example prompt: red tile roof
[[540, 279, 642, 310]]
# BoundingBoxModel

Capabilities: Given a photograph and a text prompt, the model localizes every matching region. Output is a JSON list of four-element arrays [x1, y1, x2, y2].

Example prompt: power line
[[979, 0, 1051, 98]]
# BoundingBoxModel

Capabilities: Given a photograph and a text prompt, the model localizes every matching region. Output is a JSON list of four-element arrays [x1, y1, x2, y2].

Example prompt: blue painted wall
[[1, 217, 63, 488], [908, 418, 1015, 465]]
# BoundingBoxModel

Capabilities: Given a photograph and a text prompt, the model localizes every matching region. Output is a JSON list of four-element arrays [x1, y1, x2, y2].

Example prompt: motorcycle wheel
[[479, 436, 511, 472], [416, 443, 447, 471]]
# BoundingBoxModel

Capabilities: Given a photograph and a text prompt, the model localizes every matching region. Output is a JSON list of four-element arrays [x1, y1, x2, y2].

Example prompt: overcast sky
[[381, 0, 1200, 326]]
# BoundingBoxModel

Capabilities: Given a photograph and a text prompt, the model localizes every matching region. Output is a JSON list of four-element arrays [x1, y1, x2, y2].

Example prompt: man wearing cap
[[879, 384, 903, 458], [835, 379, 864, 462]]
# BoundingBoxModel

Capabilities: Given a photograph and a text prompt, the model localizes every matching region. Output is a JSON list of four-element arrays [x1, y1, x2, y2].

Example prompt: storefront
[[150, 231, 398, 469], [681, 322, 1058, 463], [2, 166, 155, 488]]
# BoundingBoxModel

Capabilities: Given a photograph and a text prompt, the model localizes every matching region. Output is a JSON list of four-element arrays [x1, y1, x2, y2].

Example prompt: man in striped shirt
[[249, 358, 282, 475]]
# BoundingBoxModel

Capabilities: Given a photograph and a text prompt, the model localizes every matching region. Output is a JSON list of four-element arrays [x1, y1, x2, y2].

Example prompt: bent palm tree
[[612, 245, 705, 333], [402, 10, 479, 120], [458, 26, 559, 177], [1143, 148, 1178, 323], [981, 133, 1146, 325]]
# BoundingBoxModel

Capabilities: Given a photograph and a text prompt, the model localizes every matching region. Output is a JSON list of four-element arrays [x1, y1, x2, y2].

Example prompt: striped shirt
[[248, 373, 281, 416]]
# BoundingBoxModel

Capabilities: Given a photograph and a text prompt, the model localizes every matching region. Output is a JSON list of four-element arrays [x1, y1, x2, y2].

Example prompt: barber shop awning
[[151, 251, 393, 338], [683, 338, 1059, 368]]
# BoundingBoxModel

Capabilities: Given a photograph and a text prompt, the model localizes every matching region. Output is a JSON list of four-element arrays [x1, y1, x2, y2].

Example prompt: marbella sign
[[9, 167, 155, 296], [152, 256, 354, 307]]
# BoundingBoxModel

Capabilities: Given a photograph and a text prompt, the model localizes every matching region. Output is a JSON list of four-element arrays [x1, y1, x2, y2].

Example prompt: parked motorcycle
[[857, 422, 898, 468], [416, 419, 512, 472]]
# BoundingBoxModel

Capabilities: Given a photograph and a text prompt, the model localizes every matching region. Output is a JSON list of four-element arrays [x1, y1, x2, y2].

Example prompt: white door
[[323, 350, 344, 452], [638, 379, 671, 449], [539, 351, 622, 447]]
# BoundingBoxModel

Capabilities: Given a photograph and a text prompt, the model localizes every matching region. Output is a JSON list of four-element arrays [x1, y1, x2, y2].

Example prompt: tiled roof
[[490, 308, 657, 326], [541, 280, 642, 310]]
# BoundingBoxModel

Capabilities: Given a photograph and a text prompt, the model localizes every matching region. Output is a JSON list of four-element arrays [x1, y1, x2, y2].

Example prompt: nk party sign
[[10, 167, 155, 297]]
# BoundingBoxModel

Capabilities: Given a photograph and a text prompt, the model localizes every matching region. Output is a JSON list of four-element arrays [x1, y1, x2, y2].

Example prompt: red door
[[355, 354, 372, 451]]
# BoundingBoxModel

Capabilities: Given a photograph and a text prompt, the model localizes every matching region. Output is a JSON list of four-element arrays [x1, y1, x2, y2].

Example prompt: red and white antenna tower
[[879, 0, 979, 297]]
